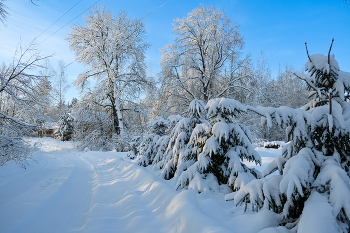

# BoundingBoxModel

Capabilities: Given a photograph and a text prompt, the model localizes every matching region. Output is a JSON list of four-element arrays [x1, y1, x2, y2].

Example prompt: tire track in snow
[[0, 148, 95, 233], [1, 138, 270, 233], [81, 153, 234, 233]]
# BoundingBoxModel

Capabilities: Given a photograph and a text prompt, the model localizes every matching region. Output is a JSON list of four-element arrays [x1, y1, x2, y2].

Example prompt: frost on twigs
[[0, 136, 34, 166], [0, 42, 50, 165], [67, 6, 150, 137]]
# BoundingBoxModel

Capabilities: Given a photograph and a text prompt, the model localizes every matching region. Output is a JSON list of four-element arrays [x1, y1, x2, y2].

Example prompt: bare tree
[[67, 5, 150, 136], [53, 60, 69, 116], [0, 0, 41, 24], [0, 0, 8, 24], [159, 5, 247, 115], [0, 43, 50, 165]]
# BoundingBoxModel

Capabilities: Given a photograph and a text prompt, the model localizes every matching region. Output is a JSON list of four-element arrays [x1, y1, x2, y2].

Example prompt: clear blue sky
[[1, 0, 349, 102]]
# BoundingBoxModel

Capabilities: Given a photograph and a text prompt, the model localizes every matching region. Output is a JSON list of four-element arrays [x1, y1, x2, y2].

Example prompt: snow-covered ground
[[0, 138, 282, 233]]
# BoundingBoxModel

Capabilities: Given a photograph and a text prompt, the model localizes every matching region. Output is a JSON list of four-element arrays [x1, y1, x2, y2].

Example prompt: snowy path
[[0, 138, 281, 233]]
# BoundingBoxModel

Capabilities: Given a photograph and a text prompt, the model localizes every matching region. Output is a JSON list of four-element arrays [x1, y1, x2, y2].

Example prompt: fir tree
[[137, 116, 168, 166], [176, 98, 262, 191], [160, 99, 207, 179], [56, 112, 75, 141], [234, 40, 350, 232]]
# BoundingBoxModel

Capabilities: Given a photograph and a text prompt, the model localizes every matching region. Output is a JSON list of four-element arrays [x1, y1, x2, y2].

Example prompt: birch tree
[[159, 5, 246, 115], [53, 60, 69, 116], [67, 5, 150, 135]]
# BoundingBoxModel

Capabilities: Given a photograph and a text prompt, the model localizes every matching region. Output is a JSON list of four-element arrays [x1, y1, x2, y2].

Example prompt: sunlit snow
[[0, 137, 282, 233]]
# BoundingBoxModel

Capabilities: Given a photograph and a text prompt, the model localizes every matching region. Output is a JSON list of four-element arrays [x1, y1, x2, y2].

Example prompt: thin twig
[[328, 38, 334, 65], [305, 42, 311, 62]]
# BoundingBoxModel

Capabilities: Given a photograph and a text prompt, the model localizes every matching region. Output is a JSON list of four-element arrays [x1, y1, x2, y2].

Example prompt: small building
[[38, 122, 58, 138]]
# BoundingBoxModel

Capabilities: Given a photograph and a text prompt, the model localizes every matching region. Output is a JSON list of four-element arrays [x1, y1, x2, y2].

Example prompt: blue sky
[[0, 0, 349, 102]]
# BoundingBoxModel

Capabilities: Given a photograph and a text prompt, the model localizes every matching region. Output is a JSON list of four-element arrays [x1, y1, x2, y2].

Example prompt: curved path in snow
[[0, 138, 280, 233]]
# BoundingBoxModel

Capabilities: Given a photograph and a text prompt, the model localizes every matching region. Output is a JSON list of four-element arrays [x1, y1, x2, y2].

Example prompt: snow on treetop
[[148, 116, 168, 130], [305, 54, 339, 75], [339, 70, 350, 90], [212, 122, 230, 143], [167, 115, 184, 125], [186, 99, 206, 119], [206, 98, 247, 123]]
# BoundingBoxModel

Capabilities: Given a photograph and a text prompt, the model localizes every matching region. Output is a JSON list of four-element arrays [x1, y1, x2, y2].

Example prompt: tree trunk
[[329, 91, 332, 115], [114, 81, 124, 135]]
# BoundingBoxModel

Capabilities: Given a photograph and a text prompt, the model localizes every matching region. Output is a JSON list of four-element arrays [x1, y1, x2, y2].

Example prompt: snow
[[297, 191, 339, 233], [305, 54, 339, 74], [280, 148, 314, 198], [0, 138, 285, 233], [313, 158, 350, 219]]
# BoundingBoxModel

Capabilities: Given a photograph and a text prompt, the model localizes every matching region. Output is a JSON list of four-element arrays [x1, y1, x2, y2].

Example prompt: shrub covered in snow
[[0, 136, 34, 166], [159, 99, 207, 179], [74, 110, 114, 151], [55, 112, 75, 141], [234, 43, 350, 232], [126, 136, 142, 159], [137, 116, 169, 166], [176, 98, 262, 191]]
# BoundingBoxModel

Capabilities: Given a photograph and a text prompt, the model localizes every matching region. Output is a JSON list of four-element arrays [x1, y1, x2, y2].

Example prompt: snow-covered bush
[[0, 43, 49, 165], [112, 133, 133, 152], [74, 110, 114, 151], [159, 99, 207, 179], [137, 116, 169, 166], [176, 98, 262, 192], [234, 43, 350, 232], [0, 136, 34, 166], [126, 136, 142, 159], [55, 112, 75, 141]]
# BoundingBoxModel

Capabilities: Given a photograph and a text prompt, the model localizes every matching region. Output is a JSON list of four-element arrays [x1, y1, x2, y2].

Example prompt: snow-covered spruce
[[177, 98, 262, 192], [149, 115, 185, 169], [136, 114, 184, 168], [126, 136, 142, 159], [137, 116, 168, 166], [234, 45, 350, 232], [159, 99, 207, 179], [55, 112, 75, 141]]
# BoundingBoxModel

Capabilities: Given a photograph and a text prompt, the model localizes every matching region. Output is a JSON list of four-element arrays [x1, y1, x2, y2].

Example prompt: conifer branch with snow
[[233, 42, 350, 232]]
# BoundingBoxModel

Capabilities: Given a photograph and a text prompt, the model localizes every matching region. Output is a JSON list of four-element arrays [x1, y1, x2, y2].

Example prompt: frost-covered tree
[[73, 100, 114, 151], [0, 43, 49, 164], [176, 98, 261, 192], [234, 41, 350, 232], [53, 60, 70, 117], [159, 5, 247, 114], [68, 5, 150, 136], [55, 112, 74, 141]]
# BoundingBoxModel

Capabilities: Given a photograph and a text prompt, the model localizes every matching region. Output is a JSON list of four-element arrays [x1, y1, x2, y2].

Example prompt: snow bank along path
[[0, 138, 281, 233]]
